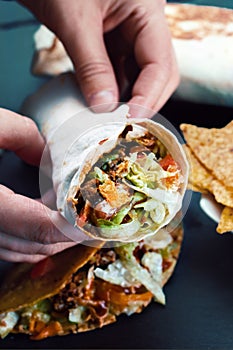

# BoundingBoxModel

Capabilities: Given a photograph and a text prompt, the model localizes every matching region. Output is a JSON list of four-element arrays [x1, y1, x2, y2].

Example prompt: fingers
[[0, 248, 46, 263], [0, 232, 76, 263], [122, 1, 180, 113], [42, 0, 119, 112], [0, 108, 45, 166], [65, 12, 119, 111], [0, 184, 86, 262], [0, 185, 87, 244]]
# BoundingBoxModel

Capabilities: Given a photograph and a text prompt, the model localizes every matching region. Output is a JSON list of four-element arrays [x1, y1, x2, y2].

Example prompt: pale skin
[[0, 109, 86, 263], [20, 0, 179, 113], [0, 0, 179, 262]]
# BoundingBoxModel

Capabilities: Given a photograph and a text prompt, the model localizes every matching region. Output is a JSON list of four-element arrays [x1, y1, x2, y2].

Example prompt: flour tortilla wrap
[[0, 215, 183, 340], [66, 118, 188, 242], [22, 74, 188, 242]]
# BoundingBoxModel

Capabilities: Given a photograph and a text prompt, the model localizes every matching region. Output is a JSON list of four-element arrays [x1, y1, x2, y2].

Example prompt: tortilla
[[0, 215, 183, 340], [28, 82, 188, 243]]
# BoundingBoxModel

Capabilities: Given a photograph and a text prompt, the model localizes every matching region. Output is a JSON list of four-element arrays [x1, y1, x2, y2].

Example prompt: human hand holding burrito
[[19, 0, 179, 113], [24, 75, 188, 244], [0, 108, 86, 263]]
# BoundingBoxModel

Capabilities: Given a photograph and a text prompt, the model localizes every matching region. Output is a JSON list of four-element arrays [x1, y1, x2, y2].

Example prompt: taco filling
[[74, 127, 184, 239], [0, 220, 182, 340]]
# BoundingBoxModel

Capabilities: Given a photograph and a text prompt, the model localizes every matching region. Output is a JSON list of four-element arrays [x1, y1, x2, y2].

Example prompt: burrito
[[0, 215, 183, 340], [69, 119, 188, 241], [22, 74, 188, 242]]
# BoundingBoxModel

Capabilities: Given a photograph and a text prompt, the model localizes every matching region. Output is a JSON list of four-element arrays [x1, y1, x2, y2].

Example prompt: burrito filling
[[74, 127, 183, 238]]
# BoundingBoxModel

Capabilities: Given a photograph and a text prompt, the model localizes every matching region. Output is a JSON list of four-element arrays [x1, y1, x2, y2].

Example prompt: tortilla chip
[[180, 122, 233, 189], [217, 206, 233, 234], [183, 144, 233, 208], [187, 181, 208, 193], [211, 181, 233, 208], [183, 144, 212, 191]]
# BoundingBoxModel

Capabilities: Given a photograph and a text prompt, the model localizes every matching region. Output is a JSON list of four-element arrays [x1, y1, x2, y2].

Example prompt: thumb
[[62, 20, 119, 112]]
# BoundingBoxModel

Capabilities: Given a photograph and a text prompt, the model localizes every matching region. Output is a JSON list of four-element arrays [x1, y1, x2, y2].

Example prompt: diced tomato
[[77, 210, 88, 228], [159, 154, 178, 172], [30, 257, 55, 279], [31, 321, 63, 340]]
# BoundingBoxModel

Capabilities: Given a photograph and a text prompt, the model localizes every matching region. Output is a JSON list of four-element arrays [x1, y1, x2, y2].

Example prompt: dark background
[[0, 1, 233, 349]]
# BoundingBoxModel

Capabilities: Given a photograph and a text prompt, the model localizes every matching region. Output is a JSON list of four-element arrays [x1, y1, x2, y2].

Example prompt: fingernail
[[88, 90, 117, 113], [128, 98, 155, 118]]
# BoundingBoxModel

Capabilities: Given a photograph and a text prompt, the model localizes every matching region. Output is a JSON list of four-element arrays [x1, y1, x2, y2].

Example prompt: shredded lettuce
[[112, 207, 131, 225], [89, 150, 181, 236], [141, 252, 163, 283], [126, 152, 179, 190], [69, 306, 86, 324], [98, 216, 141, 238], [115, 244, 166, 305], [94, 259, 140, 288], [0, 312, 19, 339], [134, 199, 166, 224], [94, 166, 109, 183]]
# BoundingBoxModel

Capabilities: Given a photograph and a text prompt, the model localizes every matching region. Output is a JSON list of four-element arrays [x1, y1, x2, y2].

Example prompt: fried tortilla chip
[[180, 122, 233, 189], [183, 145, 233, 208], [183, 144, 212, 191], [217, 206, 233, 234], [211, 181, 233, 209]]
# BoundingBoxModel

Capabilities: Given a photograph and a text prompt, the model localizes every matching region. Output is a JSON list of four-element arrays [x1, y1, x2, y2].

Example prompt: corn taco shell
[[0, 215, 183, 340]]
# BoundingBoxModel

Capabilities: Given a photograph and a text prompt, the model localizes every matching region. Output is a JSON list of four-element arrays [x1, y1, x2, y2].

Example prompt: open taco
[[0, 214, 183, 340]]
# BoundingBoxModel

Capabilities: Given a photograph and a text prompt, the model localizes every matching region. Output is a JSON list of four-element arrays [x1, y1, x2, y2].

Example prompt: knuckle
[[130, 4, 149, 33], [37, 243, 60, 256], [22, 116, 40, 139], [77, 60, 113, 85], [32, 219, 56, 244]]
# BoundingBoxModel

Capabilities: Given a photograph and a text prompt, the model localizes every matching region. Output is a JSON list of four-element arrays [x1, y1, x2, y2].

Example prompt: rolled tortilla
[[22, 73, 188, 242]]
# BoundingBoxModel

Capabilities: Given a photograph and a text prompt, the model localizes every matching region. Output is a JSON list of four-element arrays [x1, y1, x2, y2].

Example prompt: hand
[[0, 108, 86, 263], [20, 0, 179, 114]]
